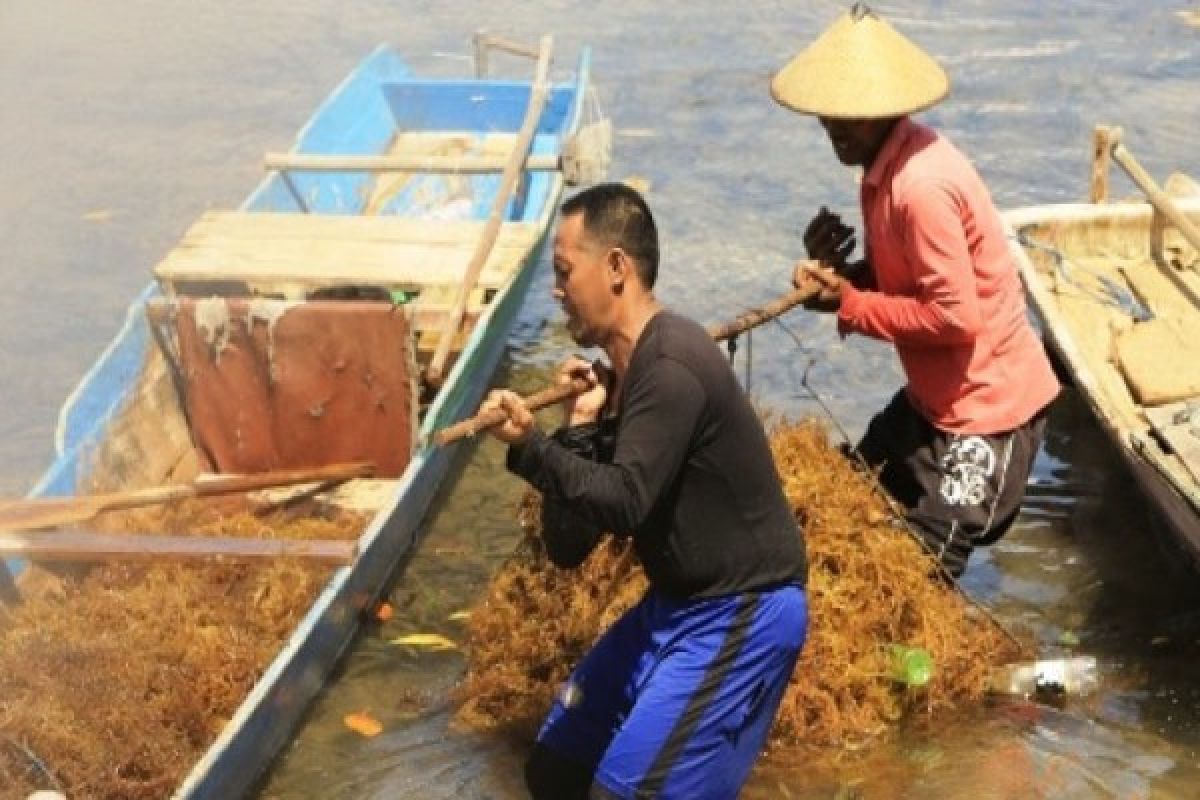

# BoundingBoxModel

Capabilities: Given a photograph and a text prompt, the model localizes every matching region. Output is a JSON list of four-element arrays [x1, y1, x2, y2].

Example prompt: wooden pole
[[1089, 125, 1119, 203], [431, 378, 593, 447], [0, 530, 357, 565], [431, 279, 825, 446], [708, 279, 823, 341], [0, 563, 18, 604], [1111, 141, 1200, 255], [262, 152, 562, 174], [472, 30, 490, 78], [0, 461, 375, 533], [473, 32, 542, 62], [424, 35, 554, 388]]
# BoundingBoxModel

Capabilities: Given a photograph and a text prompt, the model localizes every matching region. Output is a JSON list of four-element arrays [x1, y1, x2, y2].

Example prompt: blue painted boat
[[4, 36, 597, 799]]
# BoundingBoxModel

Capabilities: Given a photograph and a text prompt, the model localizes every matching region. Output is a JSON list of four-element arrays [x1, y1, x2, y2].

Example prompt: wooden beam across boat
[[0, 530, 357, 565], [153, 211, 540, 294], [263, 152, 563, 174]]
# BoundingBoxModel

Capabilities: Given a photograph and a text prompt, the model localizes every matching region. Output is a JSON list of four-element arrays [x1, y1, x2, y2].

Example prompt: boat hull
[[2, 39, 591, 799], [1004, 200, 1200, 568], [175, 224, 550, 798]]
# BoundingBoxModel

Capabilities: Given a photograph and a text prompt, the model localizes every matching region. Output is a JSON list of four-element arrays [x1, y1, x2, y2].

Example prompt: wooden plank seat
[[1116, 315, 1200, 406], [153, 210, 541, 295]]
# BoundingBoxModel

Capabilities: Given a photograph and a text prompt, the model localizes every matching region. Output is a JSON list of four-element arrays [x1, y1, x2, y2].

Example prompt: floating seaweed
[[455, 419, 1025, 750]]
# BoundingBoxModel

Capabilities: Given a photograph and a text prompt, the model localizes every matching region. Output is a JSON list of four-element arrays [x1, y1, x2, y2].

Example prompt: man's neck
[[605, 295, 663, 380]]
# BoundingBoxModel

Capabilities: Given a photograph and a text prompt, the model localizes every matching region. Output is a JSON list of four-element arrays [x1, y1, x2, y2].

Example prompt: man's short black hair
[[561, 183, 660, 288]]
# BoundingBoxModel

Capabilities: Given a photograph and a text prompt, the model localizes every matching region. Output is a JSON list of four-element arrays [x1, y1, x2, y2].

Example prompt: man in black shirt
[[481, 183, 808, 800]]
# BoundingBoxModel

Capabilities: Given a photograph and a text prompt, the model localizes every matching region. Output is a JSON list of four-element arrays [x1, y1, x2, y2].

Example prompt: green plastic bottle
[[888, 644, 934, 687]]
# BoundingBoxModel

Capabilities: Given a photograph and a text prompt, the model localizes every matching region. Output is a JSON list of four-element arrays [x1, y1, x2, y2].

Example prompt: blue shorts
[[535, 583, 808, 800]]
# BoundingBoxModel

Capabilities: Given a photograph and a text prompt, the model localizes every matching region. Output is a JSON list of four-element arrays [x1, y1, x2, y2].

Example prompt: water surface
[[2, 1, 1198, 797]]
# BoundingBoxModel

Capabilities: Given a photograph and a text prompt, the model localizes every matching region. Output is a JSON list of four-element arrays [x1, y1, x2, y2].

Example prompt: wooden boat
[[1003, 126, 1200, 568], [1, 33, 601, 798]]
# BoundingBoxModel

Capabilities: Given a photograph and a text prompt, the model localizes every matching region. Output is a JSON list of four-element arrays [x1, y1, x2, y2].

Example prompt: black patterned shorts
[[853, 389, 1050, 577]]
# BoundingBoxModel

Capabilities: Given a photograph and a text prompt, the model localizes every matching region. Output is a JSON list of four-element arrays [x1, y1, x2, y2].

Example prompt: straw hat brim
[[771, 10, 949, 119]]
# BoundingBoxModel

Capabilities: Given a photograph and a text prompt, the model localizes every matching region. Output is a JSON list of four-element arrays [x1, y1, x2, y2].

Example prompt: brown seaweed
[[454, 419, 1024, 750], [0, 499, 365, 800]]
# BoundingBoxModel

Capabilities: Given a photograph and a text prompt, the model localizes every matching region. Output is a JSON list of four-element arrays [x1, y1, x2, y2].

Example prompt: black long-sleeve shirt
[[507, 311, 807, 599]]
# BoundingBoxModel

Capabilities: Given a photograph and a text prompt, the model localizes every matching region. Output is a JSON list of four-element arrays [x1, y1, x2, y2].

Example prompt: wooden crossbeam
[[153, 212, 539, 293], [0, 530, 357, 565], [264, 152, 561, 174]]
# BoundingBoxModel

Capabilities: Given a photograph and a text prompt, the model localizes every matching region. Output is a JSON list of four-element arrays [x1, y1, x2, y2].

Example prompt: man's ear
[[607, 247, 630, 289]]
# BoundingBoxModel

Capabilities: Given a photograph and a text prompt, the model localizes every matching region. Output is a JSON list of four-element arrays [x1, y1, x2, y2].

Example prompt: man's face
[[818, 117, 894, 167], [552, 212, 614, 348]]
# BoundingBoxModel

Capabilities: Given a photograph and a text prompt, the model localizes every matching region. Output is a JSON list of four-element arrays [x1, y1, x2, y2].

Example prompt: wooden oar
[[0, 461, 375, 533], [1110, 138, 1200, 255], [1108, 136, 1200, 310], [424, 35, 555, 388], [431, 278, 825, 446], [0, 530, 357, 565]]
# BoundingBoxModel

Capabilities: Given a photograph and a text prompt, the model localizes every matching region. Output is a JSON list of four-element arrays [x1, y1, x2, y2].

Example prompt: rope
[[1015, 230, 1153, 321], [771, 316, 1028, 653], [1, 734, 64, 793]]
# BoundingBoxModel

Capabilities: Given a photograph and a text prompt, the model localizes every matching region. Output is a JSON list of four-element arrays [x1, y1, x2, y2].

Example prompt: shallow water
[[2, 1, 1199, 797]]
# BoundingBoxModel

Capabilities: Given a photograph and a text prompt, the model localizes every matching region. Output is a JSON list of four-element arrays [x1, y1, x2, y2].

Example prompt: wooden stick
[[1111, 140, 1200, 309], [708, 281, 822, 341], [432, 378, 593, 447], [262, 152, 562, 175], [473, 32, 542, 62], [0, 461, 375, 533], [424, 35, 554, 388], [0, 530, 356, 565], [0, 563, 18, 604], [1089, 125, 1119, 203], [1111, 141, 1200, 254], [431, 279, 825, 446]]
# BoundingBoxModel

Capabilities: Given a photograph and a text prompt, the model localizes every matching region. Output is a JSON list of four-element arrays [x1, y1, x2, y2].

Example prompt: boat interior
[[61, 45, 587, 504], [1012, 175, 1200, 495]]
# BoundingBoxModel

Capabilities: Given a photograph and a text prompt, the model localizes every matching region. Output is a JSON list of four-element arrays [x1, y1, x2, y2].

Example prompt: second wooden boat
[[1004, 126, 1200, 568]]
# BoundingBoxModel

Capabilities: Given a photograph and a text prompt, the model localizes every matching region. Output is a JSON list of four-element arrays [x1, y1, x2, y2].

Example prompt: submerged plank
[[0, 530, 357, 564]]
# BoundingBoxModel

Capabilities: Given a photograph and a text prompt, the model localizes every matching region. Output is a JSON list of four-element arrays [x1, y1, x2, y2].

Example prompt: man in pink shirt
[[772, 4, 1059, 577]]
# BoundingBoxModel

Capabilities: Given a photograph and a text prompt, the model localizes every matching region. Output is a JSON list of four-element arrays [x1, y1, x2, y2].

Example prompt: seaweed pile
[[0, 498, 365, 800], [455, 418, 1024, 748]]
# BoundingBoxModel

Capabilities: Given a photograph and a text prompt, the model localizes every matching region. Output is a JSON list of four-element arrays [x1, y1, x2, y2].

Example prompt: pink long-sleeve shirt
[[837, 118, 1058, 434]]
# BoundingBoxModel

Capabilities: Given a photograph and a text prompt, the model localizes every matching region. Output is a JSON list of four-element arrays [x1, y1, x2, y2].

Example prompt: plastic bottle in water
[[888, 644, 934, 687], [987, 655, 1099, 701]]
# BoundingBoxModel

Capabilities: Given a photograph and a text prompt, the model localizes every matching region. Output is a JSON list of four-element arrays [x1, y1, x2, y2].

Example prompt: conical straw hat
[[771, 4, 949, 119]]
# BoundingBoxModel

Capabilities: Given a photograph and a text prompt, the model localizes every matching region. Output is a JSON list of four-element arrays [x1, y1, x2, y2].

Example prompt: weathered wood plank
[[183, 211, 539, 245], [154, 213, 539, 291], [155, 242, 521, 290], [0, 531, 357, 564], [263, 152, 560, 174]]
